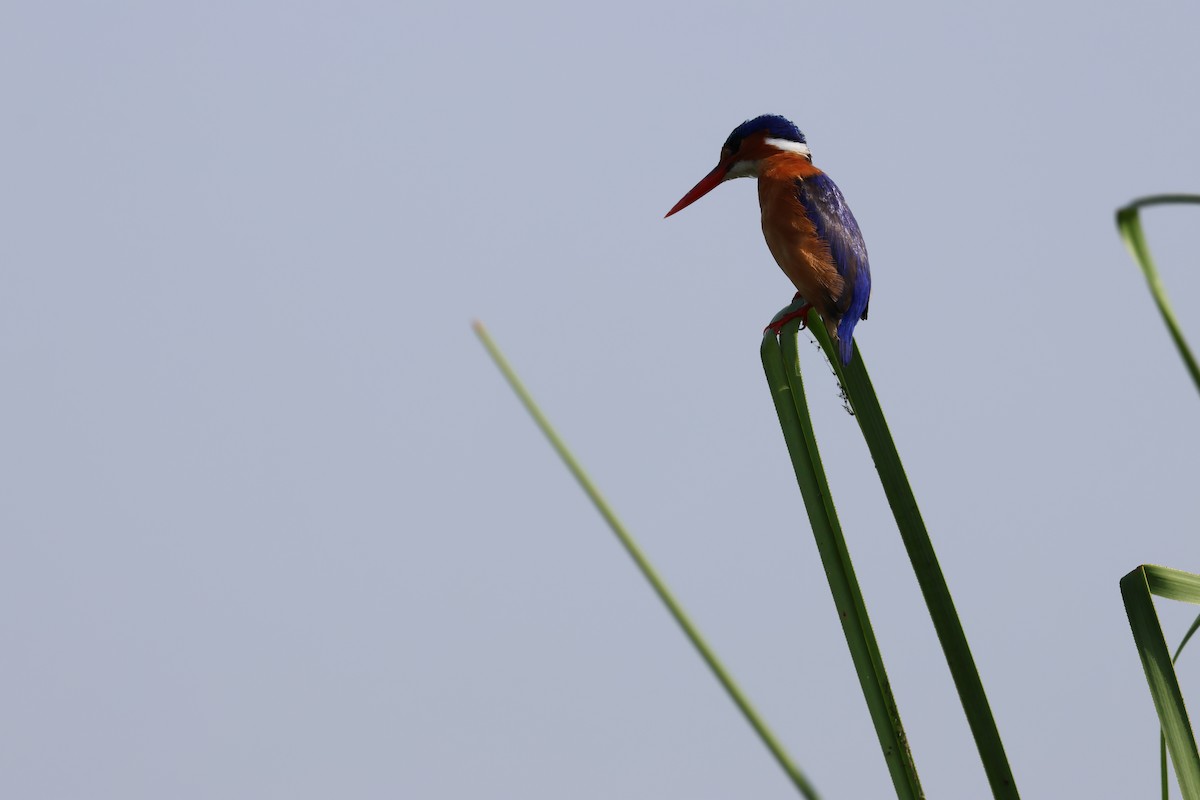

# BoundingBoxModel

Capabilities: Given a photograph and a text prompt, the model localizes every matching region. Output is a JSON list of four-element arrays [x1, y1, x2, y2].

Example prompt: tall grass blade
[[1116, 195, 1200, 393], [771, 302, 1019, 798], [472, 321, 821, 799], [1164, 613, 1200, 800], [1120, 565, 1200, 799], [761, 322, 923, 799]]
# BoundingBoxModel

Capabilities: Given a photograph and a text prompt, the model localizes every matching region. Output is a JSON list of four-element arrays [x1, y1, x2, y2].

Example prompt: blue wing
[[795, 174, 871, 364]]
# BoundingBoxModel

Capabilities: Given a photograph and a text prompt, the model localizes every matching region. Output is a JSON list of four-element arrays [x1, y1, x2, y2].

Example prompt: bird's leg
[[765, 292, 812, 336]]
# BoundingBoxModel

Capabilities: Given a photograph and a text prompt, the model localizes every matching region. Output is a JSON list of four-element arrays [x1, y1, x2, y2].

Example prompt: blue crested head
[[723, 114, 806, 152]]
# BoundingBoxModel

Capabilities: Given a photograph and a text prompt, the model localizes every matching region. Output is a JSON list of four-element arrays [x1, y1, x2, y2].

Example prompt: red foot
[[765, 303, 812, 336]]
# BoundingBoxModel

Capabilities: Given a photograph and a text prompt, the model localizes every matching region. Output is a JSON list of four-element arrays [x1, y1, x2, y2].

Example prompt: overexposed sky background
[[3, 1, 1200, 797]]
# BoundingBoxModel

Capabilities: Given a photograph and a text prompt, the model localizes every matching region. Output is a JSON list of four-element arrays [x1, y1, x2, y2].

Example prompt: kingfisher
[[665, 114, 871, 366]]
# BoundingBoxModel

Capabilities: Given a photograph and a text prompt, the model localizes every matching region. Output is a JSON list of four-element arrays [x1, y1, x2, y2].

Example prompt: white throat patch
[[725, 160, 759, 180]]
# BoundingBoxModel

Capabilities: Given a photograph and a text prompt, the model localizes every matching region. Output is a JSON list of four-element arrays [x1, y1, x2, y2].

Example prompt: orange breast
[[757, 156, 845, 323]]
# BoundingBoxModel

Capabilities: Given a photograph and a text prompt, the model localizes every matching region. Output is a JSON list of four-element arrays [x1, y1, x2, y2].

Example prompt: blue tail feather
[[836, 265, 871, 366], [837, 317, 856, 365]]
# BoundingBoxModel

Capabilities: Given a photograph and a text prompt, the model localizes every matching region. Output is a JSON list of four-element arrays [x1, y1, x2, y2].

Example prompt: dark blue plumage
[[723, 115, 807, 153], [795, 174, 871, 365]]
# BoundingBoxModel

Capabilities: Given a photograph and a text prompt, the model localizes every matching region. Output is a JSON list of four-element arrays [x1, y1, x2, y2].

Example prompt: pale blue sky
[[3, 1, 1200, 797]]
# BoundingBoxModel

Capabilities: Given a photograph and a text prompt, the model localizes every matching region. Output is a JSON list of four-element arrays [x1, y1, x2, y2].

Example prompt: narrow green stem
[[762, 324, 923, 799], [473, 321, 820, 800], [781, 304, 1019, 798]]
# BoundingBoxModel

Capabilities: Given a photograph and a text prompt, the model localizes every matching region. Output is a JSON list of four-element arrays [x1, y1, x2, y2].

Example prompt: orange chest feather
[[756, 161, 844, 308]]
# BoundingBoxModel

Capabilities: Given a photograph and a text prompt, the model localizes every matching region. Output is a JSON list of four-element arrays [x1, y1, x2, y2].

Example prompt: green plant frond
[[767, 303, 1019, 799], [1145, 565, 1200, 604], [762, 322, 923, 800], [1121, 565, 1200, 799], [1115, 195, 1200, 394]]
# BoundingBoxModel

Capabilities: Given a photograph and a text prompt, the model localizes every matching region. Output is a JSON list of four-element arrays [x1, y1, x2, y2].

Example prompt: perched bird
[[665, 115, 871, 365]]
